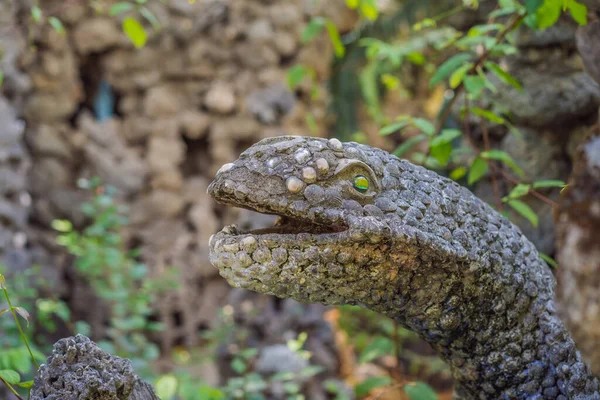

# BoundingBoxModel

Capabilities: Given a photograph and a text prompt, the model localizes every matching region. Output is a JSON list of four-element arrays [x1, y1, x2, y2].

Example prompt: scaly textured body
[[208, 136, 599, 399]]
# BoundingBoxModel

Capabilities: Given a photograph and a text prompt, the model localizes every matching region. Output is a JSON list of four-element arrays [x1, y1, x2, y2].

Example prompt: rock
[[150, 169, 184, 191], [30, 335, 159, 400], [29, 158, 72, 195], [499, 128, 570, 254], [492, 65, 600, 128], [80, 116, 148, 195], [556, 135, 600, 377], [274, 31, 298, 57], [246, 84, 296, 124], [150, 190, 185, 217], [28, 124, 71, 159], [211, 116, 261, 140], [268, 4, 302, 28], [577, 18, 600, 86], [256, 344, 309, 375], [179, 110, 211, 139], [235, 43, 280, 70], [514, 17, 577, 47], [147, 136, 186, 173], [73, 18, 124, 54], [247, 20, 274, 43], [25, 92, 81, 122], [205, 83, 237, 114], [144, 85, 186, 117]]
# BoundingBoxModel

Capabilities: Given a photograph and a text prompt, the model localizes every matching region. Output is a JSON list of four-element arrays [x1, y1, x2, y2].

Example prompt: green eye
[[353, 175, 369, 193]]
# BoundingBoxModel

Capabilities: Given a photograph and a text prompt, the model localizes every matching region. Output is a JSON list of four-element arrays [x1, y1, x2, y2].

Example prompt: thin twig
[[393, 320, 401, 370], [2, 286, 40, 369], [435, 12, 525, 136], [0, 376, 24, 400]]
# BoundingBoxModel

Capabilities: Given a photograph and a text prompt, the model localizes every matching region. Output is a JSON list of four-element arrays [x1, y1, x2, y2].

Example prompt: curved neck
[[369, 224, 600, 398]]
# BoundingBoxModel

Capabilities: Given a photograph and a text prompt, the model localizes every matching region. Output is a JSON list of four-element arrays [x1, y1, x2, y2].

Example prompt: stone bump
[[302, 167, 317, 183], [286, 176, 304, 193], [315, 158, 329, 174], [217, 163, 235, 175], [328, 138, 343, 151]]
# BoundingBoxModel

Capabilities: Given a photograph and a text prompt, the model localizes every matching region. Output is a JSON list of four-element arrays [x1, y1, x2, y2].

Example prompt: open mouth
[[208, 176, 347, 238], [242, 215, 347, 236]]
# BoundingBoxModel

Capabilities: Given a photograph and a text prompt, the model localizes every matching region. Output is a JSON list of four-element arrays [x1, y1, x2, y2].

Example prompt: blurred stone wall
[[1, 0, 357, 355]]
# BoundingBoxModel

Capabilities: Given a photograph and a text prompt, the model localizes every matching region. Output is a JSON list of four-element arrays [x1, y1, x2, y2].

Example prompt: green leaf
[[110, 2, 134, 15], [507, 184, 531, 199], [283, 381, 301, 394], [17, 380, 34, 388], [31, 6, 42, 22], [404, 382, 438, 400], [155, 374, 178, 400], [140, 6, 161, 30], [567, 0, 587, 25], [508, 199, 539, 227], [271, 371, 295, 381], [239, 348, 259, 359], [359, 336, 394, 364], [540, 252, 558, 268], [379, 120, 411, 136], [0, 308, 9, 317], [471, 107, 505, 124], [0, 370, 20, 385], [431, 129, 462, 147], [486, 61, 523, 91], [450, 166, 468, 181], [231, 357, 247, 374], [533, 179, 566, 188], [0, 70, 3, 88], [302, 17, 325, 43], [467, 23, 503, 37], [406, 52, 425, 65], [345, 0, 360, 9], [0, 274, 5, 289], [413, 18, 437, 31], [355, 376, 393, 397], [430, 142, 453, 166], [325, 20, 345, 58], [14, 307, 30, 326], [393, 134, 427, 157], [464, 75, 487, 97], [481, 149, 524, 177], [412, 118, 435, 136], [449, 63, 473, 88], [287, 65, 307, 89], [48, 17, 65, 34], [299, 365, 325, 378], [360, 0, 379, 20], [122, 17, 147, 49], [525, 0, 544, 14], [536, 0, 562, 29], [468, 157, 489, 185]]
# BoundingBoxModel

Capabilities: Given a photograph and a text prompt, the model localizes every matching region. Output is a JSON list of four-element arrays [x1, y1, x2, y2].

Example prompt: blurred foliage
[[0, 0, 593, 398]]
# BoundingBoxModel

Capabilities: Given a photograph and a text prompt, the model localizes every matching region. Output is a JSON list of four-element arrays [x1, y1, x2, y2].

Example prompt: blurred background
[[1, 0, 599, 399]]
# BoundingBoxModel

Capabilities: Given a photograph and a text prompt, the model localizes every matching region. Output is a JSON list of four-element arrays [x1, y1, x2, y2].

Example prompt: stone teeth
[[217, 163, 235, 175], [328, 138, 343, 151], [286, 176, 305, 193], [315, 158, 329, 174], [302, 167, 317, 183]]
